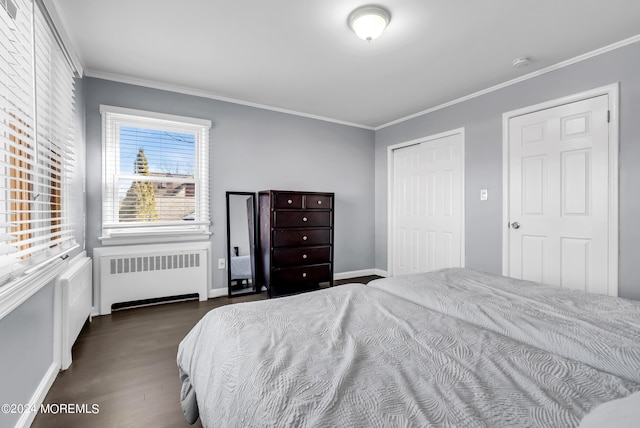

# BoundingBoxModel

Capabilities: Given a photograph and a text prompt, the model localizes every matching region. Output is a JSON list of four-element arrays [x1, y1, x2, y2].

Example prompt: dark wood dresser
[[259, 190, 334, 297]]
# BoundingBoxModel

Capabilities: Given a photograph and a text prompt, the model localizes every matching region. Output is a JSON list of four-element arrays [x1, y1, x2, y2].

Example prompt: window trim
[[99, 105, 212, 245]]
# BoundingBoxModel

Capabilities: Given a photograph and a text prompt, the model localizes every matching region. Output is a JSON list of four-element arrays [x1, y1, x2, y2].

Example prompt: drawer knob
[[302, 236, 307, 241], [317, 200, 322, 205], [302, 217, 308, 222], [302, 273, 307, 278], [287, 199, 293, 204], [302, 254, 308, 259]]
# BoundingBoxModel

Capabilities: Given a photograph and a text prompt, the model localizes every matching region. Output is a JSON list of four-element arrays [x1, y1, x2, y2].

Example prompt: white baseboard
[[372, 269, 389, 278], [209, 270, 388, 298], [91, 272, 392, 308], [90, 285, 227, 313], [15, 362, 59, 428], [208, 288, 227, 299], [334, 269, 388, 281]]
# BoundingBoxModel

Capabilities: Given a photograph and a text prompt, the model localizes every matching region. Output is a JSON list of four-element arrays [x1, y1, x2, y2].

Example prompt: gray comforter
[[177, 273, 640, 427], [368, 268, 640, 384]]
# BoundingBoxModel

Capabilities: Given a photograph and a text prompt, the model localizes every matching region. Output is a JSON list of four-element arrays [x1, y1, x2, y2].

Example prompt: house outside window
[[100, 106, 211, 244]]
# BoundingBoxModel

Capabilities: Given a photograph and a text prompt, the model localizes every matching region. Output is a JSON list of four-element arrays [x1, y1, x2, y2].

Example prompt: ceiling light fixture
[[348, 5, 391, 42]]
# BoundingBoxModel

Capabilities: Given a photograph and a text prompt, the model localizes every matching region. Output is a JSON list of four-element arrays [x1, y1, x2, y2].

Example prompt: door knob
[[510, 222, 521, 229]]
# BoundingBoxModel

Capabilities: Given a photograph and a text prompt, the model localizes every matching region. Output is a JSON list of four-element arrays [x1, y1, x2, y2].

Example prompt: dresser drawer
[[272, 264, 331, 283], [272, 229, 331, 247], [273, 211, 331, 228], [274, 193, 303, 209], [273, 246, 331, 268], [305, 194, 333, 209]]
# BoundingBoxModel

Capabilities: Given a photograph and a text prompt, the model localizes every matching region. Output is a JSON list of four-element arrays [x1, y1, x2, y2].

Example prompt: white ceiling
[[50, 0, 640, 128]]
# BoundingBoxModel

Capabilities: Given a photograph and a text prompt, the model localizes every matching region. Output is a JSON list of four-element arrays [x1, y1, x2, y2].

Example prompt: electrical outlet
[[218, 258, 226, 269], [480, 189, 488, 201]]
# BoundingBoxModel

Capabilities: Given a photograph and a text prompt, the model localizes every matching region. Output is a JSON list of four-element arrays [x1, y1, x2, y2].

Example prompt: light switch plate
[[218, 258, 226, 269], [480, 189, 488, 201]]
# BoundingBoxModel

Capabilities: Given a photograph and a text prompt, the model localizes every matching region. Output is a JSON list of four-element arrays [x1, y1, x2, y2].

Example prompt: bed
[[230, 254, 252, 281], [177, 268, 640, 427]]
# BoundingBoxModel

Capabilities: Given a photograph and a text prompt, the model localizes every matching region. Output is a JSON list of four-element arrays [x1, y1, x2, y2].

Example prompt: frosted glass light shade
[[348, 6, 390, 42]]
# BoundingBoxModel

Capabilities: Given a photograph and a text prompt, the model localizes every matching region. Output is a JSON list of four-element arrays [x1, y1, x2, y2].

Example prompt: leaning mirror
[[226, 192, 258, 296]]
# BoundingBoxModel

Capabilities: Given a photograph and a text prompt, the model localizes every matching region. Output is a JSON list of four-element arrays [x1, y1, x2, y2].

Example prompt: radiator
[[59, 252, 93, 370], [94, 242, 210, 315]]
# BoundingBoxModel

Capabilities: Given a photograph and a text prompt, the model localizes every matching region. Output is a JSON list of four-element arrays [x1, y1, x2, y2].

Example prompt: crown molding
[[84, 69, 376, 131], [82, 33, 640, 131], [375, 34, 640, 130]]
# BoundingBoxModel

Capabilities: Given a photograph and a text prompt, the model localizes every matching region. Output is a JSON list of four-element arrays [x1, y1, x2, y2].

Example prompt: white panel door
[[508, 95, 610, 293], [392, 132, 463, 276]]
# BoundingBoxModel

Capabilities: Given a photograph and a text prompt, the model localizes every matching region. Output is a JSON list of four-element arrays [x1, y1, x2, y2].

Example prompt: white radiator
[[94, 242, 210, 315], [59, 252, 93, 370]]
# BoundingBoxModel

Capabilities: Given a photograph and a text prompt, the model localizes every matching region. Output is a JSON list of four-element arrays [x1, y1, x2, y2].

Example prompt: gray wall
[[375, 41, 640, 300], [0, 281, 55, 428], [84, 77, 376, 291]]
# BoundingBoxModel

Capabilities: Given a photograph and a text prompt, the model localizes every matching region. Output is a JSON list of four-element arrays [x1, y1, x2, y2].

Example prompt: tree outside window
[[119, 148, 159, 222]]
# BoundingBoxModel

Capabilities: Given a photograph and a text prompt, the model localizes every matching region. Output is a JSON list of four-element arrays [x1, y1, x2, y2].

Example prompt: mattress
[[177, 271, 640, 427]]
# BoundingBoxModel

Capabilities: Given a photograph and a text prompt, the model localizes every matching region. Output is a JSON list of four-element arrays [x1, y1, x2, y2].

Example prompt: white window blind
[[101, 106, 211, 242], [0, 0, 77, 285]]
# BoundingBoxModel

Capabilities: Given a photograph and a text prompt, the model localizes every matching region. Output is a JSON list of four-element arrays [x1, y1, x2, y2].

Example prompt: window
[[1, 0, 77, 286], [100, 106, 211, 243]]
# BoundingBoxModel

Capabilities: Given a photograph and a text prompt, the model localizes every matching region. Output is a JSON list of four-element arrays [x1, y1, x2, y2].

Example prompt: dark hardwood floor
[[32, 276, 381, 428]]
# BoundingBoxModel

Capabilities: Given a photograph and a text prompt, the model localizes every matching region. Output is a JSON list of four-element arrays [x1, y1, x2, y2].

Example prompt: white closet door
[[507, 95, 610, 294], [392, 132, 464, 276]]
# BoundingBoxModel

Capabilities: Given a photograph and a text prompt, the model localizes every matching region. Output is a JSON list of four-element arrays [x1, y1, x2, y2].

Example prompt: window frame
[[99, 105, 212, 245]]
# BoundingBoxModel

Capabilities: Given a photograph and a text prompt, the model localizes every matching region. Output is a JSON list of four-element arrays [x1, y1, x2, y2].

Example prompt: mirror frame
[[226, 191, 260, 297]]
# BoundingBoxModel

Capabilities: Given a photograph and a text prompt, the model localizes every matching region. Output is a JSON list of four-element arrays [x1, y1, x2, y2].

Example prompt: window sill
[[0, 257, 67, 321]]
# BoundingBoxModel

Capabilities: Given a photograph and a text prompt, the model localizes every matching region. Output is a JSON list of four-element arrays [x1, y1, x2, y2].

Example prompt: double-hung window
[[1, 0, 77, 287], [100, 106, 211, 244]]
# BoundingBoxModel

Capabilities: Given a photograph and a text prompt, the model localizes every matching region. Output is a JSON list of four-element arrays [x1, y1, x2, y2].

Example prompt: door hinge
[[607, 110, 611, 123]]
